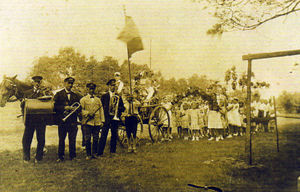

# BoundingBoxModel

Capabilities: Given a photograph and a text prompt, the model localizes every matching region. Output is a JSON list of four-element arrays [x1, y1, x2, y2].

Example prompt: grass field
[[0, 102, 300, 192]]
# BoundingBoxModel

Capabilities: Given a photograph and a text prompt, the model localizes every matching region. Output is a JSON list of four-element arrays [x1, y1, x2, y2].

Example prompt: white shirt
[[116, 80, 124, 94]]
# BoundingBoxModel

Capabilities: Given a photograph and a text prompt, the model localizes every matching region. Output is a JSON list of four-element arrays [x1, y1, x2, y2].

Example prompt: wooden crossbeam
[[242, 49, 300, 60]]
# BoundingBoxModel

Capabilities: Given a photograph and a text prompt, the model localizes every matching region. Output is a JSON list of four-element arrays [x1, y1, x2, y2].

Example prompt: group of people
[[22, 72, 139, 163], [21, 73, 275, 163], [167, 90, 275, 142]]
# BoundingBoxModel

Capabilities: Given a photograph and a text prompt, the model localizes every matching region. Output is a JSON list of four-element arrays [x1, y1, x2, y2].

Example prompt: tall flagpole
[[123, 5, 134, 114], [149, 39, 152, 69]]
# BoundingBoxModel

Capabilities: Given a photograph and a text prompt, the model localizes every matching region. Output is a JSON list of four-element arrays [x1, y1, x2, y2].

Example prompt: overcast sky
[[1, 0, 300, 98]]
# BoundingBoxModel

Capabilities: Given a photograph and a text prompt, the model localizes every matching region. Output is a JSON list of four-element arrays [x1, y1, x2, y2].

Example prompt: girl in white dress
[[190, 102, 200, 141], [227, 98, 242, 137]]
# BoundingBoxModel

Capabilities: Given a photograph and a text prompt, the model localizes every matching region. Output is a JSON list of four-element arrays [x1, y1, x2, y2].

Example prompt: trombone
[[62, 102, 81, 122]]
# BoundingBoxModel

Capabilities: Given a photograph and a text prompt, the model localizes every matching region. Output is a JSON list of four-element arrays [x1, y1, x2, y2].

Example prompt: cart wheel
[[148, 106, 170, 143], [118, 126, 127, 147], [136, 115, 144, 142]]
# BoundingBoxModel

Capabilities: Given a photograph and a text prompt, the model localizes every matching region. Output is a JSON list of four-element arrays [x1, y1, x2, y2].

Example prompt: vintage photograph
[[0, 0, 300, 191]]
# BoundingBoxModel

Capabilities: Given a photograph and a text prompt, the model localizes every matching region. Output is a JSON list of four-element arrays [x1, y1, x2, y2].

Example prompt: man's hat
[[64, 77, 75, 83], [114, 72, 121, 77], [32, 75, 43, 82], [86, 82, 96, 89], [106, 79, 116, 86]]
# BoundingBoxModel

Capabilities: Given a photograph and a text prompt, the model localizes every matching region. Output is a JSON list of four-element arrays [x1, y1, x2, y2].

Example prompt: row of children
[[163, 93, 275, 142]]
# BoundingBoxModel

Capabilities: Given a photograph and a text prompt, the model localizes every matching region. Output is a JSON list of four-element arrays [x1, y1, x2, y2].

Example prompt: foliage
[[195, 0, 300, 35], [277, 91, 300, 113]]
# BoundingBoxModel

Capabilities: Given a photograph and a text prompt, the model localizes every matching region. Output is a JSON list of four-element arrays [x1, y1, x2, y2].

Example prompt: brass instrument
[[62, 102, 81, 122], [110, 94, 120, 121]]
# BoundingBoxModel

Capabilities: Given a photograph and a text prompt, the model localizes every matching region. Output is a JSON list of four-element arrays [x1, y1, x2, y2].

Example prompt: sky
[[0, 0, 300, 98]]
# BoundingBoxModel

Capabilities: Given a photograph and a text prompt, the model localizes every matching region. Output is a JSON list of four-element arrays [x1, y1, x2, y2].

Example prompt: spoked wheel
[[118, 115, 144, 146], [117, 126, 127, 147], [136, 115, 144, 143], [148, 106, 170, 143]]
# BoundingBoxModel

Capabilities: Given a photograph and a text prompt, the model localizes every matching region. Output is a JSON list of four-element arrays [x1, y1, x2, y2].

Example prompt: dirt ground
[[1, 102, 300, 192]]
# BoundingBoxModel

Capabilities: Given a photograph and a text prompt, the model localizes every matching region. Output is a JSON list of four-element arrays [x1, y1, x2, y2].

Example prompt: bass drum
[[24, 98, 56, 125]]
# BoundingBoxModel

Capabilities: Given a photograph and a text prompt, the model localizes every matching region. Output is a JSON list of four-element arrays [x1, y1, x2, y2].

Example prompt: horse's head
[[0, 75, 18, 107]]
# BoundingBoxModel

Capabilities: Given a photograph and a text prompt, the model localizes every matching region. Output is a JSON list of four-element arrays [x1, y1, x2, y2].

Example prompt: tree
[[196, 0, 300, 35], [30, 47, 121, 95]]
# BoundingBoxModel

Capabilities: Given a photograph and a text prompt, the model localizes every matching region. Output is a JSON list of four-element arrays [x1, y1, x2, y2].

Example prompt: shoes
[[56, 158, 64, 163], [128, 148, 133, 153], [216, 137, 220, 142], [196, 137, 199, 141], [91, 155, 97, 159], [23, 160, 30, 164], [86, 156, 92, 160], [133, 147, 137, 153], [227, 134, 233, 138], [220, 136, 224, 140], [109, 153, 116, 158], [208, 137, 214, 141], [34, 159, 42, 164], [192, 136, 195, 141]]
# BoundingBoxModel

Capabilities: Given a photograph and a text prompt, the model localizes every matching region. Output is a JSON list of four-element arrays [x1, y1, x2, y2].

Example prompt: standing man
[[80, 83, 105, 160], [22, 76, 47, 163], [114, 72, 124, 95], [53, 77, 81, 162], [97, 79, 125, 157]]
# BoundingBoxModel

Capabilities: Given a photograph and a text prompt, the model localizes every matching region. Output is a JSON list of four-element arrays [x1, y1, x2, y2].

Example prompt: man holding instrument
[[21, 75, 47, 163], [97, 79, 125, 157], [53, 77, 81, 162], [80, 83, 104, 160]]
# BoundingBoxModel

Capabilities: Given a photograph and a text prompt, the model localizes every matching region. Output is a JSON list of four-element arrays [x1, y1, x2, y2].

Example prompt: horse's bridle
[[1, 78, 19, 101]]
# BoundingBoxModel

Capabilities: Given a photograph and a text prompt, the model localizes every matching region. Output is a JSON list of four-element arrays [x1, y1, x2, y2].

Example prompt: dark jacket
[[101, 92, 125, 124], [53, 89, 81, 124]]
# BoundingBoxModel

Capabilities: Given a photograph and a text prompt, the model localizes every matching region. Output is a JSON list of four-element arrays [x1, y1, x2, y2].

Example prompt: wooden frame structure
[[242, 49, 300, 165]]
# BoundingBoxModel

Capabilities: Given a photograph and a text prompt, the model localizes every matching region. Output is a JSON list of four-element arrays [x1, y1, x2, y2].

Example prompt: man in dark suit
[[97, 79, 125, 157], [53, 77, 81, 162], [22, 76, 47, 163]]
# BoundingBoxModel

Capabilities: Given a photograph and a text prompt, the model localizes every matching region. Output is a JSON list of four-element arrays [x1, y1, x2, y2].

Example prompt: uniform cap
[[32, 76, 43, 82], [86, 82, 96, 89], [64, 77, 75, 83]]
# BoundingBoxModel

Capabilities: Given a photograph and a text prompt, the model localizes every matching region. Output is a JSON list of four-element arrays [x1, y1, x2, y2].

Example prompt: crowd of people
[[163, 89, 276, 142], [20, 72, 276, 164]]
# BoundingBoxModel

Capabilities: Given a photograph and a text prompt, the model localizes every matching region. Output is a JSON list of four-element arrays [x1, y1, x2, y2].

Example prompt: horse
[[0, 75, 33, 107], [0, 75, 56, 125]]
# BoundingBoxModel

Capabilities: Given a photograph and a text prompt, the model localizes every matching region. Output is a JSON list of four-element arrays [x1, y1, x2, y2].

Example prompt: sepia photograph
[[0, 0, 300, 191]]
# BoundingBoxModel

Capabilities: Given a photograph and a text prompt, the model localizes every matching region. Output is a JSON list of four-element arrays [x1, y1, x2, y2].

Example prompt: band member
[[97, 79, 125, 157], [53, 77, 81, 162], [21, 76, 47, 163], [80, 83, 104, 160], [114, 72, 124, 95], [123, 95, 139, 153]]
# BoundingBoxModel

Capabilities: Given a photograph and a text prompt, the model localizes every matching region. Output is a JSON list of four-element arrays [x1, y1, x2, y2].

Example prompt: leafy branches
[[197, 0, 300, 35]]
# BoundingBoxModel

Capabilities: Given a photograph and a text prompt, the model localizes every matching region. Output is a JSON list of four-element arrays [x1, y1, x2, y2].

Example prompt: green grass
[[0, 102, 300, 192]]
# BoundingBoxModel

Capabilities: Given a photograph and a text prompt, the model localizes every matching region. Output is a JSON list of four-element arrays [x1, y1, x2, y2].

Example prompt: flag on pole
[[117, 16, 144, 58]]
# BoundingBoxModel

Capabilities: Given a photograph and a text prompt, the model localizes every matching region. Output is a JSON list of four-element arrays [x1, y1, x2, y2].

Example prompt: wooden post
[[273, 96, 279, 152], [245, 59, 252, 165]]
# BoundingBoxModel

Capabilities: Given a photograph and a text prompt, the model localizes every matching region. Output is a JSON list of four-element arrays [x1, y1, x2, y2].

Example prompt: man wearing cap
[[21, 75, 47, 163], [97, 79, 125, 157], [53, 77, 81, 162], [80, 83, 104, 160], [114, 72, 124, 95]]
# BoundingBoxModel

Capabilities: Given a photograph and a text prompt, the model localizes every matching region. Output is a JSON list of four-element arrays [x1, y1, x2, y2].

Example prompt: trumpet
[[109, 94, 120, 121], [62, 102, 81, 122]]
